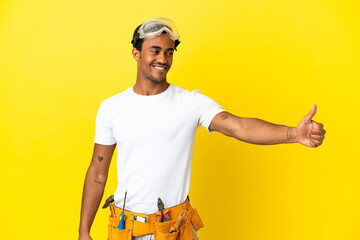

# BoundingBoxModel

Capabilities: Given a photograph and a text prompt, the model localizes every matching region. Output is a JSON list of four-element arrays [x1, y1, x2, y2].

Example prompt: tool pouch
[[153, 208, 204, 240], [153, 219, 179, 240], [108, 227, 131, 240], [189, 209, 203, 232], [108, 215, 132, 240], [178, 208, 203, 240]]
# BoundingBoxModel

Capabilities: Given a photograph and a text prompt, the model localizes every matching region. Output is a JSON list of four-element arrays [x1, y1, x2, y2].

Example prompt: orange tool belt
[[107, 197, 204, 240]]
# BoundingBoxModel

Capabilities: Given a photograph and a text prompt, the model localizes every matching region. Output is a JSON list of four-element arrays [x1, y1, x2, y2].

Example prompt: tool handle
[[109, 204, 116, 218], [117, 213, 126, 230], [163, 209, 171, 221], [168, 226, 176, 233], [155, 211, 162, 222]]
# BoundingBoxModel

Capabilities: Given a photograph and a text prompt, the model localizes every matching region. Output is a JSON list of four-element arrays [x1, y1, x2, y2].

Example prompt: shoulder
[[169, 85, 219, 113], [170, 84, 203, 98], [170, 85, 216, 106], [99, 87, 132, 108]]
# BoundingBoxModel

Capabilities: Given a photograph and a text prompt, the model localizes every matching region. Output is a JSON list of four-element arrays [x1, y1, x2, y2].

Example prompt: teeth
[[154, 66, 165, 70]]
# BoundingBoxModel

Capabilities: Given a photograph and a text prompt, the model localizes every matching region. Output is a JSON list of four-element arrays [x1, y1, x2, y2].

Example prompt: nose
[[156, 52, 167, 64]]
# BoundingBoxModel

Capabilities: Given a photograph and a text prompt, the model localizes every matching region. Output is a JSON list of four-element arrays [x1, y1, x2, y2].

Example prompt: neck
[[133, 79, 170, 96]]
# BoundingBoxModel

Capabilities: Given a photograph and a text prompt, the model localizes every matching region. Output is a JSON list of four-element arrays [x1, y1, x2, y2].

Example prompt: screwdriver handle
[[117, 213, 126, 230], [168, 226, 176, 234]]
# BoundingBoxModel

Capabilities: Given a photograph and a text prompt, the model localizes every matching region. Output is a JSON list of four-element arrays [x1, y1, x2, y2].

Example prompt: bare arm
[[79, 143, 116, 240], [209, 105, 325, 147]]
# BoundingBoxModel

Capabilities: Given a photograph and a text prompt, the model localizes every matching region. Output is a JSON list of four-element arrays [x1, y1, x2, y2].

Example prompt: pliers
[[156, 198, 171, 222]]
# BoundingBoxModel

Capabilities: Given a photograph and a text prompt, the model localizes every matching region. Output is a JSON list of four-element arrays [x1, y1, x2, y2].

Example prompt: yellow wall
[[1, 0, 359, 239]]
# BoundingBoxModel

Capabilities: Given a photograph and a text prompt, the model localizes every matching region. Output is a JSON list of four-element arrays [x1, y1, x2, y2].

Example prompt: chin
[[149, 76, 166, 83]]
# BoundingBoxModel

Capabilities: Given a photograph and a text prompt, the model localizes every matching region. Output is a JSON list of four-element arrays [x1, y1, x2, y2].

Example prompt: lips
[[151, 64, 168, 73]]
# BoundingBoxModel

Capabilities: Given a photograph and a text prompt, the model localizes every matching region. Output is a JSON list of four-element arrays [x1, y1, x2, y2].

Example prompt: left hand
[[295, 104, 326, 147]]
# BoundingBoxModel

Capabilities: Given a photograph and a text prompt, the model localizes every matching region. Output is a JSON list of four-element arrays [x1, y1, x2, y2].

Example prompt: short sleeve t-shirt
[[95, 84, 225, 214]]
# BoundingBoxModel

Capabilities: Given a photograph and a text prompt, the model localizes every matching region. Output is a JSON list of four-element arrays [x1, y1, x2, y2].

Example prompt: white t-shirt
[[94, 84, 225, 214]]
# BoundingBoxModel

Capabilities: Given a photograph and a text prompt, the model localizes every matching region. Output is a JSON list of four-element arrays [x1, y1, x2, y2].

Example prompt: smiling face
[[133, 33, 175, 84]]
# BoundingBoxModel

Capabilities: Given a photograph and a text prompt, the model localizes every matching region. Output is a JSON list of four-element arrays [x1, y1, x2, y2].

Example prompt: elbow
[[96, 173, 108, 183], [93, 171, 108, 186], [233, 118, 250, 141], [87, 164, 109, 183]]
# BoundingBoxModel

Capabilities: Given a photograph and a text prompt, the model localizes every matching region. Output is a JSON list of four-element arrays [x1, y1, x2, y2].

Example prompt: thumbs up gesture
[[296, 104, 326, 147]]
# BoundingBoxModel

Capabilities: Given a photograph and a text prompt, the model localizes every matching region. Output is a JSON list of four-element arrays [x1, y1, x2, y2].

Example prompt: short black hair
[[131, 24, 180, 51], [131, 24, 144, 51]]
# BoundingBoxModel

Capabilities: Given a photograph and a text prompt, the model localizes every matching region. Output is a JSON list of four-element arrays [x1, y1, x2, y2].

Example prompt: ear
[[132, 48, 140, 61]]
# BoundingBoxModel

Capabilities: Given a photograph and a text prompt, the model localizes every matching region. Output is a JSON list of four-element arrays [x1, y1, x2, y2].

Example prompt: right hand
[[295, 104, 326, 147]]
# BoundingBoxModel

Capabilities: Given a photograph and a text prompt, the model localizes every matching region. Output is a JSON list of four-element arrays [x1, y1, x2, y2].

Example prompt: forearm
[[79, 165, 107, 236], [235, 117, 297, 145]]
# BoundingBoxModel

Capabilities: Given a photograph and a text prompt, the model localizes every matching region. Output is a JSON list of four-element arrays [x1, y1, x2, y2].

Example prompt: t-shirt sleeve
[[94, 101, 116, 145], [193, 90, 226, 133]]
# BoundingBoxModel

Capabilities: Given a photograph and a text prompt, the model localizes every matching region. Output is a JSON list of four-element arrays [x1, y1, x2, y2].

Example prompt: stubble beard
[[144, 64, 168, 83], [147, 74, 166, 83]]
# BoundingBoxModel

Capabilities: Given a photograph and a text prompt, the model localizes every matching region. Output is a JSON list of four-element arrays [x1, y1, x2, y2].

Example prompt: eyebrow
[[150, 46, 174, 51]]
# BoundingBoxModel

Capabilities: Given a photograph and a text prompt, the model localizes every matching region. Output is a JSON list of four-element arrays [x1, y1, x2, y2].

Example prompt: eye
[[167, 51, 174, 56], [151, 50, 159, 54]]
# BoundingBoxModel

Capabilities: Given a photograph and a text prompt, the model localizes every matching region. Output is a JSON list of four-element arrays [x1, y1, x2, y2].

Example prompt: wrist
[[287, 127, 298, 143], [79, 227, 90, 236]]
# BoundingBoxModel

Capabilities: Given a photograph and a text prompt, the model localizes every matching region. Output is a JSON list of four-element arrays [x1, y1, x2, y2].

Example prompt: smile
[[151, 64, 168, 72]]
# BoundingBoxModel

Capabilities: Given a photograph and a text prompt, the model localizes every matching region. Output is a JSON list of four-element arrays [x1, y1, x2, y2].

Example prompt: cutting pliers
[[156, 198, 171, 222]]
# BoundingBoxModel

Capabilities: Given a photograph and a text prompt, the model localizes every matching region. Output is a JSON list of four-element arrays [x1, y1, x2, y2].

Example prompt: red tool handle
[[156, 211, 162, 222], [163, 209, 170, 221]]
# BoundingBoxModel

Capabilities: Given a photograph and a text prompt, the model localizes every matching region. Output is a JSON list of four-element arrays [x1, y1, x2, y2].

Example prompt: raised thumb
[[303, 104, 317, 122]]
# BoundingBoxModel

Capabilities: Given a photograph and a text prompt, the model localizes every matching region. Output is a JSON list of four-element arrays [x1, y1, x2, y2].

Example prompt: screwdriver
[[117, 191, 127, 230], [168, 209, 187, 233]]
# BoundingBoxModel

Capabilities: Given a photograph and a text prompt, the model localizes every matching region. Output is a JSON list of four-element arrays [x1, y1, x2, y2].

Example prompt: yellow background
[[1, 0, 359, 239]]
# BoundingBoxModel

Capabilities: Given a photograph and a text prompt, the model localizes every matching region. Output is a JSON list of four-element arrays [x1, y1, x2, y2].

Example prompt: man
[[79, 18, 326, 240]]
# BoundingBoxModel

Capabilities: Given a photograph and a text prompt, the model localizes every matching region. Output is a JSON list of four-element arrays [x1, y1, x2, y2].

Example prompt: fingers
[[302, 104, 317, 123], [309, 138, 322, 147], [309, 122, 326, 147], [310, 134, 323, 141], [311, 122, 324, 135]]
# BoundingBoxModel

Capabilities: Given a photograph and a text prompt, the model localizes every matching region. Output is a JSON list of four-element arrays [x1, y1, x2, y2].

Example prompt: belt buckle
[[134, 215, 148, 223]]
